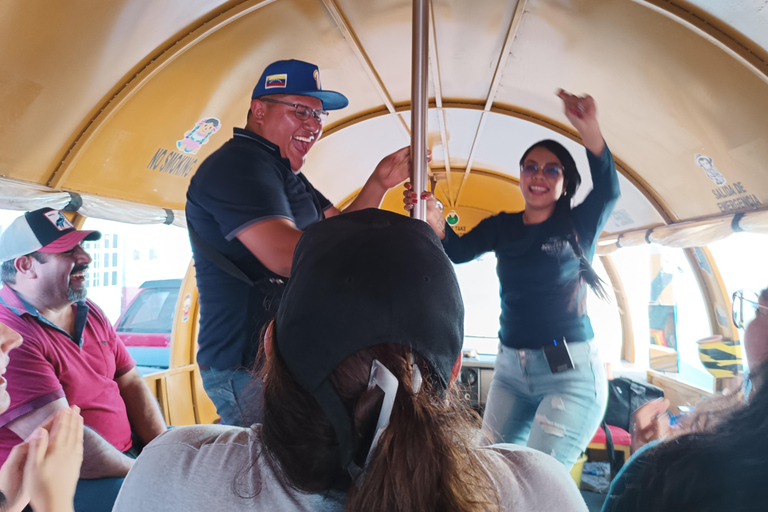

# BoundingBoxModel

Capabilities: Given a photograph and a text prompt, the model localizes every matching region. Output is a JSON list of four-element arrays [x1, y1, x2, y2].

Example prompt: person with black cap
[[113, 208, 587, 512], [0, 208, 167, 512], [186, 59, 411, 427]]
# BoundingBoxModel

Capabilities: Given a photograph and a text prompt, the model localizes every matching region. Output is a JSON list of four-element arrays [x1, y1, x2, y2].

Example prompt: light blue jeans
[[200, 368, 263, 427], [482, 340, 608, 469]]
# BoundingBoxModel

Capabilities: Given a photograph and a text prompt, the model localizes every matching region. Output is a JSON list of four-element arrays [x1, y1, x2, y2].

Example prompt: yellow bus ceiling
[[0, 0, 766, 227]]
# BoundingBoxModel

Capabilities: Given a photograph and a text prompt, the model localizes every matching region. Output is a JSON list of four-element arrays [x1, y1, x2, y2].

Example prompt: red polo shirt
[[0, 285, 135, 466]]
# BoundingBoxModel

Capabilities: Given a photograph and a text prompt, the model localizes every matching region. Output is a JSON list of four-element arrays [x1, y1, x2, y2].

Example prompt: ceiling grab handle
[[410, 0, 429, 221]]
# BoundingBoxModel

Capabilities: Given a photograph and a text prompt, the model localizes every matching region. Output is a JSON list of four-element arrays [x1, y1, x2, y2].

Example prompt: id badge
[[543, 338, 575, 373]]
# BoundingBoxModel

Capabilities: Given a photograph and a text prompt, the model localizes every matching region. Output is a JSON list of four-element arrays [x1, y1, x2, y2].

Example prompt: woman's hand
[[24, 406, 84, 512], [0, 442, 31, 512], [557, 89, 605, 156], [403, 184, 446, 240], [630, 398, 671, 454]]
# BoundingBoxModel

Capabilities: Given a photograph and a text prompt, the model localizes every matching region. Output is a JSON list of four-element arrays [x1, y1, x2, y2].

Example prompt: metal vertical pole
[[410, 0, 429, 221]]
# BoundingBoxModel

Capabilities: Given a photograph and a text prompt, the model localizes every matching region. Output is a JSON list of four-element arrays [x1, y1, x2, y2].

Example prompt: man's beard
[[67, 285, 87, 302]]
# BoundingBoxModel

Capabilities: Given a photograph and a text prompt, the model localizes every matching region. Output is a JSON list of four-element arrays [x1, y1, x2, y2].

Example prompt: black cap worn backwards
[[275, 208, 464, 469]]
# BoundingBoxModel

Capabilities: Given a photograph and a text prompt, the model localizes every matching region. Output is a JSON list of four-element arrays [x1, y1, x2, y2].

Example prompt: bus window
[[82, 218, 192, 370], [708, 233, 768, 310], [588, 256, 623, 366], [454, 254, 501, 355], [612, 245, 713, 389]]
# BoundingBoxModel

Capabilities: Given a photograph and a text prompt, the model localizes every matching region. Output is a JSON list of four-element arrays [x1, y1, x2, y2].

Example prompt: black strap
[[188, 223, 254, 286], [732, 212, 745, 233], [602, 421, 621, 479]]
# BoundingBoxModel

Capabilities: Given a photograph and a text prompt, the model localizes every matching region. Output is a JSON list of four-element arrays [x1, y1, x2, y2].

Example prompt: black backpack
[[601, 377, 664, 477], [605, 377, 665, 432]]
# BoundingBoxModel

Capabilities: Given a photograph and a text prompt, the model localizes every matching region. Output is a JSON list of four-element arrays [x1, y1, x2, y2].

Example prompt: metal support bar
[[428, 0, 453, 204], [410, 0, 429, 221]]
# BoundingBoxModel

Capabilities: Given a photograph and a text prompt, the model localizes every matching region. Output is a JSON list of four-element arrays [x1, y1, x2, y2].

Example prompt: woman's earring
[[563, 191, 568, 197]]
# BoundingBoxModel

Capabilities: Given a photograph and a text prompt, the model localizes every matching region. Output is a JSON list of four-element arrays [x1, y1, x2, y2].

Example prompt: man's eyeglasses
[[520, 164, 564, 179], [732, 289, 767, 329], [261, 98, 329, 124]]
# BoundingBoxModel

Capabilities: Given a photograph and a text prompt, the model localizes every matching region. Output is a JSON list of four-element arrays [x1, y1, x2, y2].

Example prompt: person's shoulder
[[0, 303, 45, 349], [199, 133, 279, 172], [493, 211, 524, 224], [116, 425, 264, 511], [486, 443, 565, 473], [0, 303, 28, 331], [146, 424, 255, 452], [483, 444, 588, 511], [83, 300, 111, 325]]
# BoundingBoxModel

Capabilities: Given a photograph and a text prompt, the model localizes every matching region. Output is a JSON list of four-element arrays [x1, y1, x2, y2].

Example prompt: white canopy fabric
[[597, 209, 768, 254], [0, 179, 186, 229]]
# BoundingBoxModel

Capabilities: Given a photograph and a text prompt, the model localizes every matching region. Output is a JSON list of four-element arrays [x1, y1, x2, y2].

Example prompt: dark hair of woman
[[613, 361, 768, 512], [252, 340, 500, 512], [520, 139, 609, 300]]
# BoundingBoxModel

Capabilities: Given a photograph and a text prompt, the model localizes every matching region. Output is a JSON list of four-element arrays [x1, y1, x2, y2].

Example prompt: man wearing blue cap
[[186, 59, 410, 426]]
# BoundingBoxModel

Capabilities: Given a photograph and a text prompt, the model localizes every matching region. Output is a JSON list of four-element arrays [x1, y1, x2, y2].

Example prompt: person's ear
[[250, 99, 267, 123], [449, 354, 462, 387], [14, 256, 37, 278]]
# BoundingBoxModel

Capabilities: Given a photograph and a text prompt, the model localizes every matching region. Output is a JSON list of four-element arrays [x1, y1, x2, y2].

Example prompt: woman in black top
[[405, 90, 620, 468]]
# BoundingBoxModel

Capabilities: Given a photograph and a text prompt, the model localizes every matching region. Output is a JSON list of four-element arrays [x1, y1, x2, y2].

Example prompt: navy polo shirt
[[186, 128, 332, 370]]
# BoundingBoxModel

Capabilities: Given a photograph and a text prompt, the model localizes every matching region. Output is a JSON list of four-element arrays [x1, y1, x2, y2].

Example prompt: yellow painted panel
[[57, 0, 386, 209], [376, 170, 525, 233], [169, 261, 199, 368], [193, 367, 220, 425], [499, 0, 768, 221], [165, 368, 198, 426], [143, 371, 170, 425], [0, 0, 235, 185]]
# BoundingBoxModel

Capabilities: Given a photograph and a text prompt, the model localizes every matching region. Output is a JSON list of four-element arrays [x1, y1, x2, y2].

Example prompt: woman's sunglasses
[[520, 164, 563, 179]]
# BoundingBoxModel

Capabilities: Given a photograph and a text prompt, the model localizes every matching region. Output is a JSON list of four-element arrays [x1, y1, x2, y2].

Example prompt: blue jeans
[[482, 340, 608, 469], [22, 479, 124, 512], [200, 368, 263, 426], [73, 478, 125, 512]]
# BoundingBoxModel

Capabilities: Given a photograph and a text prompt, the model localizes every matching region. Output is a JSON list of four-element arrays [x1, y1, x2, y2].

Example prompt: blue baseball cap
[[251, 59, 349, 111]]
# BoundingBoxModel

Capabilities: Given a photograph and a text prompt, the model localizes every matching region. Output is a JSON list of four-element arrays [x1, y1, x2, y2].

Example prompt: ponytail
[[344, 348, 498, 512], [554, 196, 610, 301], [258, 343, 500, 512]]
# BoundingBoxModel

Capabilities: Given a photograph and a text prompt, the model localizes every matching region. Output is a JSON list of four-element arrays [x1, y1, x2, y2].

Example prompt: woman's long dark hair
[[613, 362, 768, 512], [520, 140, 609, 300], [257, 342, 500, 512]]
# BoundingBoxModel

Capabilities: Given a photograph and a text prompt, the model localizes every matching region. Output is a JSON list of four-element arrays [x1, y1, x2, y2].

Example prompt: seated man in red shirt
[[0, 208, 167, 512]]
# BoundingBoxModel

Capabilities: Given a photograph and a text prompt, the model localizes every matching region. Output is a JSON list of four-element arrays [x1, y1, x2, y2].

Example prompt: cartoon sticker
[[181, 293, 192, 322], [44, 210, 74, 231], [446, 210, 459, 226], [176, 118, 221, 155], [695, 154, 726, 186]]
